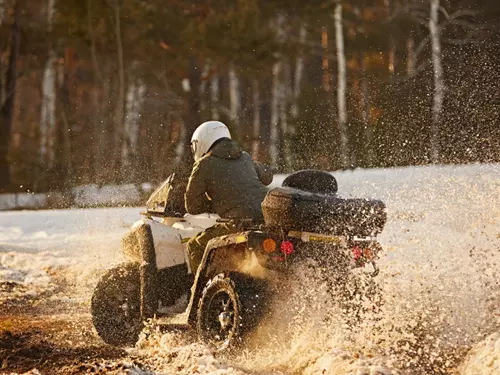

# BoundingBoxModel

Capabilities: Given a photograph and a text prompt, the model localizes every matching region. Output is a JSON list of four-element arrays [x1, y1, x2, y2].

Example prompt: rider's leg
[[186, 223, 236, 275]]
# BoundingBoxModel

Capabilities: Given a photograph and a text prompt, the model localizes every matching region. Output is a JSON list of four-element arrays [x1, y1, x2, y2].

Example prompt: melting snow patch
[[459, 332, 500, 375]]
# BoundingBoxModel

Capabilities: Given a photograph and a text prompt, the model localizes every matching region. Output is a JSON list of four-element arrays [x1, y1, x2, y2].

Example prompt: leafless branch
[[415, 35, 430, 59]]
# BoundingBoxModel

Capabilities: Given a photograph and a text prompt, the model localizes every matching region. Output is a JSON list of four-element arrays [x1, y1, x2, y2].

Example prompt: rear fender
[[185, 231, 277, 324]]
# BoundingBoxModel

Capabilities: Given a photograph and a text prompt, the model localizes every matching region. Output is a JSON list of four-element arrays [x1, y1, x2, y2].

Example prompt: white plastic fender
[[131, 214, 218, 271], [132, 218, 185, 270]]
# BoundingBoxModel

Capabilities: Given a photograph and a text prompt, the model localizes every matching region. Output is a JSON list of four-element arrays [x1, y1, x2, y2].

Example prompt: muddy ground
[[0, 280, 152, 375]]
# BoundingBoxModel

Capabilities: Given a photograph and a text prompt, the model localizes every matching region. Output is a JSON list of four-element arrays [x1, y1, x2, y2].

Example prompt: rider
[[185, 121, 273, 274]]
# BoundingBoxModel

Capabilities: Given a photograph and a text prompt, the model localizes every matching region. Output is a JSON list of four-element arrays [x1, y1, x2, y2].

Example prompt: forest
[[0, 0, 499, 193]]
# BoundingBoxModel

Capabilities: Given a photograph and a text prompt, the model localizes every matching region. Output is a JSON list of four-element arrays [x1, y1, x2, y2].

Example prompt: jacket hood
[[209, 138, 242, 160]]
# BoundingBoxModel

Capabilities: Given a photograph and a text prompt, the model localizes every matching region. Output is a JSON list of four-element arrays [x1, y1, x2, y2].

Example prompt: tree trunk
[[122, 75, 146, 179], [40, 0, 57, 170], [87, 0, 102, 181], [0, 0, 5, 25], [407, 36, 416, 76], [386, 0, 396, 81], [0, 0, 5, 134], [179, 57, 201, 172], [54, 49, 75, 190], [291, 24, 306, 119], [113, 0, 125, 176], [321, 26, 331, 92], [360, 54, 373, 166], [210, 74, 219, 119], [334, 2, 349, 168], [269, 13, 285, 168], [251, 79, 260, 159], [388, 39, 396, 81], [40, 52, 57, 169], [199, 63, 210, 113], [98, 74, 111, 184], [228, 63, 240, 132], [429, 0, 444, 163], [270, 60, 281, 167], [281, 61, 291, 168], [0, 0, 20, 191]]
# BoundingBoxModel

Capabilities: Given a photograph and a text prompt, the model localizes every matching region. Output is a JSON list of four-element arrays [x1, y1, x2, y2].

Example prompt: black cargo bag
[[262, 187, 387, 237]]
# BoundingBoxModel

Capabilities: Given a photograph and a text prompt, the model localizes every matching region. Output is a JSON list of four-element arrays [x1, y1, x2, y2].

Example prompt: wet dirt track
[[0, 281, 142, 375]]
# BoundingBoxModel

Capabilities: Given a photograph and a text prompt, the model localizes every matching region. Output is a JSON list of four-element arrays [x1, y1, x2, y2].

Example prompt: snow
[[72, 183, 142, 207], [0, 183, 146, 210], [1, 163, 500, 374], [0, 192, 48, 210], [0, 207, 140, 294]]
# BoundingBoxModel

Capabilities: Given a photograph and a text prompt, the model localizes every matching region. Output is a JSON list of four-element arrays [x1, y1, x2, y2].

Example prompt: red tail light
[[352, 246, 362, 260], [280, 241, 294, 256]]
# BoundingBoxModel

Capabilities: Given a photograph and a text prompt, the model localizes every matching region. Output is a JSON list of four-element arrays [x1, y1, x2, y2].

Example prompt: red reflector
[[280, 241, 294, 256], [352, 246, 362, 260]]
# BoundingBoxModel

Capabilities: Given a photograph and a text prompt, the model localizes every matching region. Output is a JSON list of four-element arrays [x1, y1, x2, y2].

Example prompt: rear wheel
[[91, 263, 143, 346], [196, 273, 264, 353]]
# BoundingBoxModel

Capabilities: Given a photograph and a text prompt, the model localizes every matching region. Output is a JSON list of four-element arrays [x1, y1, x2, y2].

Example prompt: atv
[[91, 170, 387, 352]]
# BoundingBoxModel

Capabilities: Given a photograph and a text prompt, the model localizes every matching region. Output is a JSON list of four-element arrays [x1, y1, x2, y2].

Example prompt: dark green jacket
[[185, 138, 273, 220]]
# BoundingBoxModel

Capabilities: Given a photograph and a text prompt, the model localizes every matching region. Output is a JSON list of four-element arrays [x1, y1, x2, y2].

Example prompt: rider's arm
[[185, 160, 211, 214], [253, 161, 273, 186], [242, 151, 273, 186]]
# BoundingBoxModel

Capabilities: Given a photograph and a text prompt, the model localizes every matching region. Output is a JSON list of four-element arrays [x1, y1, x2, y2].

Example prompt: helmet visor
[[190, 140, 197, 157]]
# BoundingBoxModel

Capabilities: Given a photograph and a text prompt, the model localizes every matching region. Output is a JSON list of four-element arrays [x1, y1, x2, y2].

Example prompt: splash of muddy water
[[136, 164, 500, 375]]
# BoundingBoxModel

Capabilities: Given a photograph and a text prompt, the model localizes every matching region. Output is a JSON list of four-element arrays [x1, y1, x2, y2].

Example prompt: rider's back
[[185, 138, 272, 220]]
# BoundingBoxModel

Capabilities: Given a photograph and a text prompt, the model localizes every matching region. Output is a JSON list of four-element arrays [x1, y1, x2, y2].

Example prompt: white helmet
[[190, 121, 231, 161]]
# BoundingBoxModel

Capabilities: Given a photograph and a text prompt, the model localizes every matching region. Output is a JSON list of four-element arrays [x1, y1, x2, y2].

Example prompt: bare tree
[[280, 60, 291, 167], [406, 36, 415, 76], [107, 0, 125, 173], [228, 63, 240, 132], [251, 79, 260, 158], [360, 54, 374, 165], [334, 2, 349, 168], [122, 64, 146, 176], [386, 0, 396, 81], [291, 24, 306, 119], [0, 0, 5, 25], [40, 0, 57, 170], [199, 62, 210, 113], [0, 0, 20, 190], [87, 0, 104, 181], [210, 74, 219, 119], [270, 59, 281, 167], [269, 14, 285, 168], [321, 26, 331, 92], [429, 0, 443, 163]]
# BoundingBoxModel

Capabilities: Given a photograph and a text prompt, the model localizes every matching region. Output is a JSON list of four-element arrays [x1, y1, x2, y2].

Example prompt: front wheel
[[91, 263, 143, 346], [196, 273, 264, 353]]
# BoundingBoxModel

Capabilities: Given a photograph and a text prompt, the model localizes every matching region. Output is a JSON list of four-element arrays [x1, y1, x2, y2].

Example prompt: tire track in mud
[[0, 280, 137, 375]]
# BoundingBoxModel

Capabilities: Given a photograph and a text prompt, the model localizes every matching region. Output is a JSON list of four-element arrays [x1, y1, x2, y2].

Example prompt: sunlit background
[[0, 0, 499, 196]]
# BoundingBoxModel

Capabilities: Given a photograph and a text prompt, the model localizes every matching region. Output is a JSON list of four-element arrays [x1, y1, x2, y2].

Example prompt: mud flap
[[136, 223, 158, 319]]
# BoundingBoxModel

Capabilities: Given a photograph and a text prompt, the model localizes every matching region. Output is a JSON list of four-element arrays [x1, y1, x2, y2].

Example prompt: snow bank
[[72, 183, 142, 207], [0, 193, 49, 210], [0, 182, 151, 210]]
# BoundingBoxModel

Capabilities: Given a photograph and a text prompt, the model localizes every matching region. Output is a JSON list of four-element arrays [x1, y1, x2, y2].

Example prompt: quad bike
[[91, 170, 387, 352]]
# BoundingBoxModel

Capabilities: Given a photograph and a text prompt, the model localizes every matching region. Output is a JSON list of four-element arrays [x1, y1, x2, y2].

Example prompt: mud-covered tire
[[91, 263, 143, 347], [196, 273, 264, 353]]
